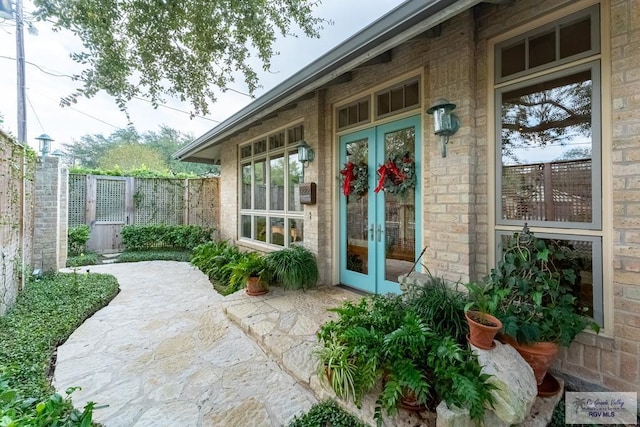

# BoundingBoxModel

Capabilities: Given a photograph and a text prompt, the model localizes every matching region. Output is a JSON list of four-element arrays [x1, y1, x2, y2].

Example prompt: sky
[[0, 0, 405, 153]]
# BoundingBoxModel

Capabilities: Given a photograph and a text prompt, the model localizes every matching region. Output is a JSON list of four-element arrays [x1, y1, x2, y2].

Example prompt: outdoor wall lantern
[[35, 133, 53, 158], [426, 98, 460, 158], [297, 140, 315, 168]]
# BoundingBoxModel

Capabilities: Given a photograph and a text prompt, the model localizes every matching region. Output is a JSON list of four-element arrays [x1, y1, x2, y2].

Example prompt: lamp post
[[36, 133, 53, 158]]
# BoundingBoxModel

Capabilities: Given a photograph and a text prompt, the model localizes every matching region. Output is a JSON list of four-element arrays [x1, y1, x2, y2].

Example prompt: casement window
[[239, 124, 305, 247], [493, 4, 604, 326]]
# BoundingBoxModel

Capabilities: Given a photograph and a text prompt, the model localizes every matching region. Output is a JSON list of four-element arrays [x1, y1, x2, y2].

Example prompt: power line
[[0, 54, 241, 123], [25, 92, 45, 133]]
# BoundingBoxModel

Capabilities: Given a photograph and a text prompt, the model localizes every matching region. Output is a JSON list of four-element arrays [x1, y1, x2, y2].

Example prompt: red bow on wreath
[[375, 160, 406, 193], [340, 162, 355, 196]]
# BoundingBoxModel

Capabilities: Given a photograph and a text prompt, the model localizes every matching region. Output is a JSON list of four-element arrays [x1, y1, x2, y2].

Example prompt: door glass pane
[[254, 160, 266, 210], [288, 152, 303, 211], [383, 127, 416, 282], [241, 163, 251, 209], [500, 70, 592, 223], [345, 139, 369, 275], [270, 155, 285, 210]]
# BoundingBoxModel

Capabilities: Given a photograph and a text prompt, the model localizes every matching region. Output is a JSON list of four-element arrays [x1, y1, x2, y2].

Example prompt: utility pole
[[15, 0, 26, 144]]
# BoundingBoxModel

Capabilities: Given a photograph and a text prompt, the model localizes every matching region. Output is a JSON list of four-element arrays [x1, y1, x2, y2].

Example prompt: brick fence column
[[33, 156, 68, 273]]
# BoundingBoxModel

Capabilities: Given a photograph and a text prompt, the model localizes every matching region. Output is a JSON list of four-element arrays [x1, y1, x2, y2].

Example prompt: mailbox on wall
[[299, 182, 316, 205]]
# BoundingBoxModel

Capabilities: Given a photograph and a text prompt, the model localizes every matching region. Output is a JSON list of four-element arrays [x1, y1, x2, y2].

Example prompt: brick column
[[33, 156, 68, 273]]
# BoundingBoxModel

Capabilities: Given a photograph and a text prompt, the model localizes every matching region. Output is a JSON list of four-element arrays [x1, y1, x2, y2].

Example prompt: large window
[[239, 124, 305, 247], [493, 5, 603, 326]]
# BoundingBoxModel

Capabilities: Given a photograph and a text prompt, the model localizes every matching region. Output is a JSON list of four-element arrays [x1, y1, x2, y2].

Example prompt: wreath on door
[[374, 153, 416, 196], [339, 161, 369, 197]]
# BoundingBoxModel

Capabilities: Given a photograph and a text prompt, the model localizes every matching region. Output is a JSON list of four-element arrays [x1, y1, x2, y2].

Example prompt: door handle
[[369, 224, 374, 241], [376, 224, 383, 242]]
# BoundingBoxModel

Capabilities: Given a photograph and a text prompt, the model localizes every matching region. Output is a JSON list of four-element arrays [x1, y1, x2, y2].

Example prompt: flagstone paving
[[54, 261, 317, 427]]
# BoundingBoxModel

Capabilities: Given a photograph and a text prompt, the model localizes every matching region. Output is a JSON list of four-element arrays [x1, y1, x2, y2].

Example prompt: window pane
[[560, 16, 591, 59], [270, 155, 285, 210], [348, 105, 358, 125], [390, 87, 404, 112], [499, 234, 601, 326], [359, 101, 369, 122], [254, 139, 267, 155], [241, 215, 252, 238], [241, 163, 251, 209], [289, 218, 303, 244], [405, 81, 419, 107], [529, 30, 556, 68], [338, 107, 348, 129], [255, 216, 266, 242], [288, 152, 303, 211], [254, 160, 266, 210], [270, 217, 285, 246], [501, 41, 525, 77], [377, 93, 390, 116], [500, 70, 593, 223], [269, 132, 285, 150], [240, 145, 252, 159]]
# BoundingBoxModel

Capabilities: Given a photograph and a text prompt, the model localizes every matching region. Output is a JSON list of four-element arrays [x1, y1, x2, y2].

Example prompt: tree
[[33, 0, 327, 116], [98, 144, 167, 172]]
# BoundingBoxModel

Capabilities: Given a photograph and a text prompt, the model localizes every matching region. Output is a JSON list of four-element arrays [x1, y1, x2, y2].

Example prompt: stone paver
[[54, 261, 317, 427]]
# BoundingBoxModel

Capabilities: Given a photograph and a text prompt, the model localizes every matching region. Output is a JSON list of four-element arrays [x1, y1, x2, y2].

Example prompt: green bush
[[264, 245, 319, 290], [116, 250, 192, 263], [121, 224, 212, 250], [288, 400, 368, 427], [67, 225, 91, 256], [66, 252, 100, 267], [0, 272, 119, 425]]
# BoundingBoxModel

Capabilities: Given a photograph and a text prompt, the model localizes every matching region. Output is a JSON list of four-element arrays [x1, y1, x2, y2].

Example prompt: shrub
[[121, 224, 212, 251], [191, 241, 245, 294], [116, 250, 192, 263], [264, 245, 319, 290], [66, 252, 100, 267], [0, 271, 118, 424], [288, 400, 368, 427], [67, 225, 90, 256]]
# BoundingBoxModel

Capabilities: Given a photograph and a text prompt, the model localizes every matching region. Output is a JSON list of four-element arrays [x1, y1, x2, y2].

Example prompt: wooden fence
[[68, 174, 220, 253], [0, 134, 34, 315]]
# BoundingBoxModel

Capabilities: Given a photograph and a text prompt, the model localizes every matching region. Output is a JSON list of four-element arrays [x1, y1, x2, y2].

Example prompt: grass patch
[[66, 252, 100, 267], [0, 272, 119, 401], [116, 249, 192, 263], [288, 400, 369, 427]]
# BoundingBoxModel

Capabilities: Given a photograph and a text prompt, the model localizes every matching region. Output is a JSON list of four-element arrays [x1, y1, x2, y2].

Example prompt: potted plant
[[463, 281, 505, 350], [264, 245, 319, 290], [226, 252, 269, 296], [490, 228, 599, 394]]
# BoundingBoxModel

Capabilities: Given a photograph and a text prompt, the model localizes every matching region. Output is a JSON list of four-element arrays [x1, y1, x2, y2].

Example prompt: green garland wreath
[[339, 161, 368, 197], [375, 153, 416, 196]]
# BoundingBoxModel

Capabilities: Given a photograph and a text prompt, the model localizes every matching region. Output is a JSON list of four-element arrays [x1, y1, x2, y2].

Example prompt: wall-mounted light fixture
[[297, 140, 315, 168], [426, 99, 460, 158], [35, 133, 53, 158]]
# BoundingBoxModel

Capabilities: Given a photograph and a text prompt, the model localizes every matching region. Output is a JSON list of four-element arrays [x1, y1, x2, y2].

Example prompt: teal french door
[[339, 116, 421, 294]]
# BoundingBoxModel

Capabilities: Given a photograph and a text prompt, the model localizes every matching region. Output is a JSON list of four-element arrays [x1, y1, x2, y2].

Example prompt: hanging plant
[[339, 161, 368, 197], [374, 153, 416, 196]]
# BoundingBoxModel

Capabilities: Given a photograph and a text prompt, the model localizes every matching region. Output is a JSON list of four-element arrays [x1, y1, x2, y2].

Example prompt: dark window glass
[[560, 17, 591, 59], [338, 107, 348, 128], [254, 139, 267, 155], [289, 218, 303, 244], [359, 101, 369, 122], [240, 145, 252, 159], [269, 132, 285, 150], [390, 87, 404, 111], [377, 93, 390, 116], [529, 31, 556, 68], [270, 217, 285, 246], [501, 41, 526, 77], [254, 160, 266, 210], [255, 216, 266, 242], [270, 155, 285, 211], [405, 81, 419, 107], [241, 163, 251, 209]]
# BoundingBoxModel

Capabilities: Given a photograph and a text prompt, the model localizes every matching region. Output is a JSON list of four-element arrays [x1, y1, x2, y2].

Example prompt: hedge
[[121, 224, 212, 251]]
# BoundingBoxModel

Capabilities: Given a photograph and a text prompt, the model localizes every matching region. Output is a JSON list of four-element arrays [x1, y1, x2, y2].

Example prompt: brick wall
[[32, 156, 68, 273]]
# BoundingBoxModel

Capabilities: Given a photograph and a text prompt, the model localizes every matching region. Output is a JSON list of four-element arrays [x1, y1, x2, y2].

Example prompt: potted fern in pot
[[264, 245, 319, 290], [226, 252, 270, 296]]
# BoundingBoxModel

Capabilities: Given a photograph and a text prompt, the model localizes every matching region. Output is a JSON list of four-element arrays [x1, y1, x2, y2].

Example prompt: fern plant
[[264, 245, 319, 290]]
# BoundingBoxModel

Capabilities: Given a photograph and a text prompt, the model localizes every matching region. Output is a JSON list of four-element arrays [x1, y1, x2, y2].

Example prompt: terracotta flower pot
[[499, 334, 559, 386], [465, 310, 503, 350], [246, 276, 268, 296]]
